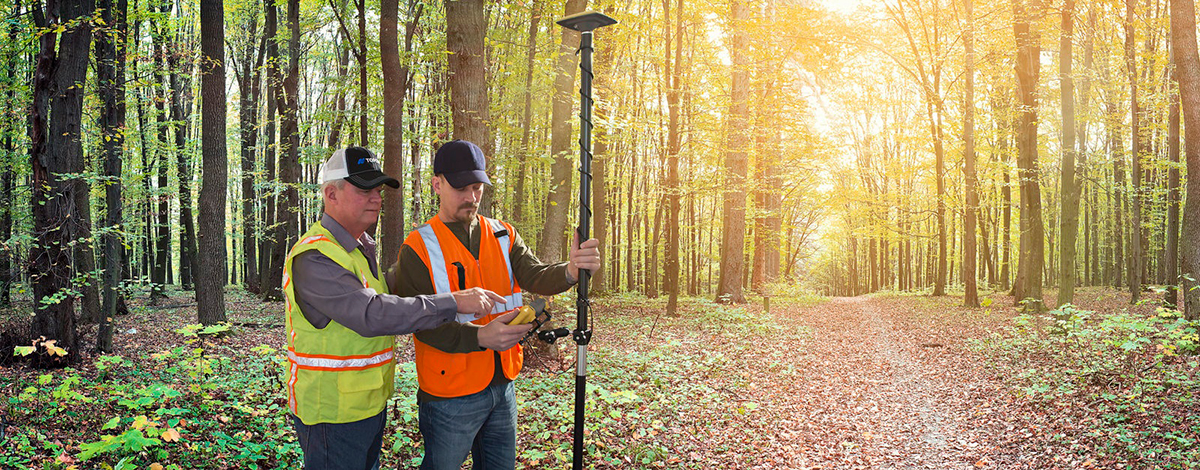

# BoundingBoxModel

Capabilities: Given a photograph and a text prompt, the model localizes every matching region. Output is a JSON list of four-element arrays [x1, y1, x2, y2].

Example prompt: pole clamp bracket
[[573, 328, 592, 345]]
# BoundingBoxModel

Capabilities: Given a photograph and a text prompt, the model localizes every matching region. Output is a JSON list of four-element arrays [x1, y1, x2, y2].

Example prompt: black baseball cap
[[433, 140, 492, 188], [320, 146, 400, 189]]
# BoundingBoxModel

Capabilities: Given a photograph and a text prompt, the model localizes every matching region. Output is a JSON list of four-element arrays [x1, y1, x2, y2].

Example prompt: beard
[[454, 203, 478, 223]]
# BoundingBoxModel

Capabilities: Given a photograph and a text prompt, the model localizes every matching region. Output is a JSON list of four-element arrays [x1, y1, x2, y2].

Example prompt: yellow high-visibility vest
[[284, 223, 395, 425]]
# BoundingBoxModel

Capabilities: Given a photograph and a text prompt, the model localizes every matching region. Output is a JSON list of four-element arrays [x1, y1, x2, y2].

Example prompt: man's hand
[[567, 232, 601, 283], [478, 310, 534, 351], [451, 287, 507, 319]]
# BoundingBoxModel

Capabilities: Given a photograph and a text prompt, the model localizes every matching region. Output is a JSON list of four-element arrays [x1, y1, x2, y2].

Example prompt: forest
[[1, 0, 1199, 467]]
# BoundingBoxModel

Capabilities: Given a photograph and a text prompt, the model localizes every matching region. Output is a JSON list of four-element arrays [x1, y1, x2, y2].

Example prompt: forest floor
[[1, 286, 1197, 469]]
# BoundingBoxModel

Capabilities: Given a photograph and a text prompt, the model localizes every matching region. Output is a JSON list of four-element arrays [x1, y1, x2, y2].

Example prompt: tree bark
[[445, 0, 492, 202], [539, 0, 588, 262], [1012, 0, 1044, 308], [151, 0, 172, 300], [716, 0, 749, 304], [0, 2, 17, 307], [962, 0, 979, 307], [258, 0, 281, 299], [1125, 0, 1143, 303], [29, 0, 94, 361], [357, 0, 368, 146], [1171, 0, 1200, 320], [380, 0, 421, 270], [268, 0, 302, 298], [95, 0, 127, 352], [170, 36, 198, 292], [1057, 0, 1080, 308], [198, 0, 228, 324], [237, 4, 263, 294], [665, 0, 683, 313]]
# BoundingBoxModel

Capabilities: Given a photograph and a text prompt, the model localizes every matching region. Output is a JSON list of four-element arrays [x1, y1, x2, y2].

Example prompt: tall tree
[[514, 0, 541, 226], [885, 0, 949, 297], [962, 0, 979, 307], [716, 0, 749, 304], [96, 0, 128, 351], [29, 0, 95, 359], [356, 0, 367, 145], [1125, 0, 1142, 303], [258, 0, 281, 298], [1011, 0, 1044, 307], [445, 0, 491, 210], [232, 0, 264, 294], [1057, 0, 1080, 307], [539, 0, 588, 261], [267, 0, 302, 301], [170, 27, 198, 291], [0, 2, 18, 307], [198, 0, 228, 324], [1172, 0, 1200, 321], [665, 0, 683, 314], [1167, 51, 1181, 307], [380, 0, 422, 270]]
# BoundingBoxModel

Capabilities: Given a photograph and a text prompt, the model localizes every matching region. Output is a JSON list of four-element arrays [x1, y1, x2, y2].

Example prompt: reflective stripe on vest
[[486, 218, 522, 314], [287, 347, 394, 371], [417, 219, 524, 321]]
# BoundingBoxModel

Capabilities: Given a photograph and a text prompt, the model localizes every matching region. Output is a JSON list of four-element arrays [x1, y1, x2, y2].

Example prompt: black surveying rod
[[556, 10, 617, 470]]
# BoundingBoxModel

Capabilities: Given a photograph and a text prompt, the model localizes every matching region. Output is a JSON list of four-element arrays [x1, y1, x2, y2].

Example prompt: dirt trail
[[748, 296, 1021, 469]]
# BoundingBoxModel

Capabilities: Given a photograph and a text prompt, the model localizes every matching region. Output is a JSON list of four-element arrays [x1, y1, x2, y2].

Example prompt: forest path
[[750, 295, 1023, 469]]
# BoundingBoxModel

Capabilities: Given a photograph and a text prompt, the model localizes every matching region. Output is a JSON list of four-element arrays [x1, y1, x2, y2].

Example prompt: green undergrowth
[[3, 326, 299, 469], [2, 291, 818, 468], [970, 304, 1200, 468]]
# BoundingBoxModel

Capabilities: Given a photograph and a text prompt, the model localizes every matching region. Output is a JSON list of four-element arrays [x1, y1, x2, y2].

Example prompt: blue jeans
[[291, 411, 384, 470], [418, 381, 517, 470]]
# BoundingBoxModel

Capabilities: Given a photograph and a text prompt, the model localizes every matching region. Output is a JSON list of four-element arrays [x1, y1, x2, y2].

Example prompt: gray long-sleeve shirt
[[290, 214, 459, 337]]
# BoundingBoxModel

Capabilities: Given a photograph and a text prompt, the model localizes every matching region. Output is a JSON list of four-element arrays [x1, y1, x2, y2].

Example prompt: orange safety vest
[[403, 215, 524, 398]]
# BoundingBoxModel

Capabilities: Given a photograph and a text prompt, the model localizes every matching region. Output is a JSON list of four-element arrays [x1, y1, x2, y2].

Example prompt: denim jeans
[[418, 381, 517, 470], [291, 411, 385, 470]]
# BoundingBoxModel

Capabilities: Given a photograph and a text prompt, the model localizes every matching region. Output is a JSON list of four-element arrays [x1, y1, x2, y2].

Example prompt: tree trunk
[[151, 5, 172, 300], [0, 3, 17, 307], [259, 0, 283, 300], [539, 0, 588, 262], [170, 41, 198, 292], [1125, 0, 1142, 303], [197, 0, 228, 325], [381, 0, 403, 269], [514, 1, 540, 226], [962, 0, 979, 307], [29, 0, 94, 361], [1167, 62, 1182, 307], [95, 0, 127, 352], [665, 0, 683, 313], [716, 0, 749, 304], [1171, 0, 1200, 320], [445, 0, 492, 207], [1012, 0, 1044, 308], [269, 0, 302, 299], [357, 0, 368, 146], [238, 6, 263, 294], [1057, 0, 1080, 308]]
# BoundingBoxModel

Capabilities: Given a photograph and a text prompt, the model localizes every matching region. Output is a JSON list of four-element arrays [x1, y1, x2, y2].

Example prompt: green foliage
[[5, 335, 301, 468], [971, 304, 1200, 467]]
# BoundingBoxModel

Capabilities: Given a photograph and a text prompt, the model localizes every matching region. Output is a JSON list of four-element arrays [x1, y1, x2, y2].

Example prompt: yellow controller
[[509, 305, 537, 325]]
